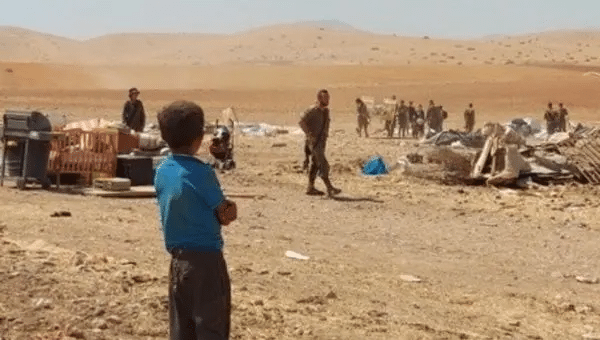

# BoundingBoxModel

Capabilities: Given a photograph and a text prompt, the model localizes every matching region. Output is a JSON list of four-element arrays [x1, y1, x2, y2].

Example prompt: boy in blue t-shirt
[[154, 101, 237, 340]]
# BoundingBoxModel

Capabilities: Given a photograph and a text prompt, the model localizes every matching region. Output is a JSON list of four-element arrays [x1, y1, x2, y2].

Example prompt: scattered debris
[[239, 123, 300, 137], [555, 128, 600, 184], [406, 153, 424, 164], [410, 118, 600, 187], [399, 274, 422, 283], [362, 156, 388, 176], [576, 276, 599, 284], [285, 250, 309, 260]]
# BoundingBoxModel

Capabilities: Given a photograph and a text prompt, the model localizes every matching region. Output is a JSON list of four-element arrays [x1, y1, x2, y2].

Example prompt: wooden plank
[[471, 137, 493, 178], [85, 185, 267, 199], [84, 186, 156, 198]]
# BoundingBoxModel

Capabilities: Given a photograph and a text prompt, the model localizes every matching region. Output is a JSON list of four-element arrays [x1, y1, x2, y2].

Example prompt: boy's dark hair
[[158, 101, 205, 150]]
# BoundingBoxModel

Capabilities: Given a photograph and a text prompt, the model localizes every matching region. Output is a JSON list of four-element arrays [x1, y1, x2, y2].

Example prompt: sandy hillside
[[2, 23, 600, 67]]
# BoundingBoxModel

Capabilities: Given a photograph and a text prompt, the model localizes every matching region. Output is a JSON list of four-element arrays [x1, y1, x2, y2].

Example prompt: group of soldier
[[355, 96, 477, 139], [543, 102, 569, 134]]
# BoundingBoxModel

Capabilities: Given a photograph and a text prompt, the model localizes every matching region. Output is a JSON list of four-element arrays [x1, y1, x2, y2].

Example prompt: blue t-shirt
[[154, 154, 225, 252]]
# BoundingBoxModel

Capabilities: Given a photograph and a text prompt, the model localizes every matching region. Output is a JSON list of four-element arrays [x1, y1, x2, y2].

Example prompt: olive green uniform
[[300, 105, 335, 191], [464, 108, 475, 133], [356, 102, 370, 137], [397, 103, 409, 138], [558, 107, 569, 132]]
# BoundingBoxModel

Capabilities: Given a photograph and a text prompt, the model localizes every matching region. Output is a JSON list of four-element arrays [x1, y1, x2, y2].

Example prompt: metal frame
[[1, 112, 52, 189], [1, 133, 33, 189]]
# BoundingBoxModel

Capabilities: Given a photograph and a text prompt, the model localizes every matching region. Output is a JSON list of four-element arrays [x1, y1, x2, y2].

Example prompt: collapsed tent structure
[[411, 118, 600, 187]]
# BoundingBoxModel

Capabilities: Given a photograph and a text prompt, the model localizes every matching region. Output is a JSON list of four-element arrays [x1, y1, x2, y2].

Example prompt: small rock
[[131, 273, 153, 283], [91, 318, 108, 330], [119, 259, 137, 266], [0, 223, 6, 232], [271, 143, 287, 148], [576, 305, 594, 314], [557, 302, 576, 312], [276, 271, 292, 276], [106, 315, 123, 324], [50, 211, 72, 218], [68, 328, 86, 339], [33, 298, 53, 310], [92, 308, 105, 317], [576, 276, 599, 284], [252, 299, 264, 306], [583, 334, 600, 340], [399, 274, 422, 283], [326, 291, 338, 299]]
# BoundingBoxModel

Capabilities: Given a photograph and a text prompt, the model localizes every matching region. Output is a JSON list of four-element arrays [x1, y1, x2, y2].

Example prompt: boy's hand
[[216, 200, 237, 226]]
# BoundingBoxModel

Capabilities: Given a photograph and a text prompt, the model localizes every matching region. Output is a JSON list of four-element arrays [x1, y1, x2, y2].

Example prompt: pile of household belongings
[[422, 129, 487, 149], [469, 119, 600, 187], [61, 118, 168, 155]]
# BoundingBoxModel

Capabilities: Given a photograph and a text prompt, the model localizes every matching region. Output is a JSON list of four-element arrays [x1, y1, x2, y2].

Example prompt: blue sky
[[1, 0, 599, 39]]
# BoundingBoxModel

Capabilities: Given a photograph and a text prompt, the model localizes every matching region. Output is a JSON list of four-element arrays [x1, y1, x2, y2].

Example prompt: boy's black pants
[[169, 250, 231, 340]]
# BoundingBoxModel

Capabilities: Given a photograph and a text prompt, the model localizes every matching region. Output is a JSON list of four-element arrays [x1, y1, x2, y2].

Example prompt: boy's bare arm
[[216, 200, 237, 226]]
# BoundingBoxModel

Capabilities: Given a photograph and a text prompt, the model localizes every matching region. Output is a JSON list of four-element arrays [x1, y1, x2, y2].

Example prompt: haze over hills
[[1, 22, 600, 67]]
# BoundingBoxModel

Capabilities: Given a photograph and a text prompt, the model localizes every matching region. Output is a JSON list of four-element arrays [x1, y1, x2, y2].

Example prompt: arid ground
[[1, 24, 600, 339]]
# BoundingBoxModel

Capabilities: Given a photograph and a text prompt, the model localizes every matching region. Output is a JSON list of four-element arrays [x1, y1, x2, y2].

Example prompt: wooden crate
[[47, 129, 118, 186]]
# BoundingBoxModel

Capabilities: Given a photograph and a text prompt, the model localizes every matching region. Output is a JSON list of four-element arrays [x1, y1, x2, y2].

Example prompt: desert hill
[[1, 24, 600, 67]]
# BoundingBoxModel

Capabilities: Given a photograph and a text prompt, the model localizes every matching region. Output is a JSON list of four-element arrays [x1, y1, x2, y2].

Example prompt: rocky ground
[[1, 126, 600, 339]]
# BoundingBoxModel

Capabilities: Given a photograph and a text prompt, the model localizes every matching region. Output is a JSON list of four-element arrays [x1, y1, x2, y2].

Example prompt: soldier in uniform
[[396, 100, 409, 138], [414, 104, 426, 138], [544, 102, 558, 134], [383, 95, 398, 138], [122, 87, 146, 132], [464, 103, 475, 133], [426, 100, 443, 134], [557, 102, 569, 132], [355, 98, 370, 137], [299, 89, 342, 197], [407, 101, 418, 138]]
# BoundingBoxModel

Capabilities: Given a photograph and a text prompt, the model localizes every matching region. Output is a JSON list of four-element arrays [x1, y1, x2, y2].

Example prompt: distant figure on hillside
[[299, 89, 341, 197], [464, 103, 475, 133], [397, 100, 409, 138], [544, 102, 558, 134], [557, 102, 569, 132], [355, 98, 370, 138], [122, 87, 146, 132]]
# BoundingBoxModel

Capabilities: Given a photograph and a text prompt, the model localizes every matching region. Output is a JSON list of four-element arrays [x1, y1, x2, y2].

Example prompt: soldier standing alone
[[299, 89, 342, 197], [355, 98, 370, 138], [122, 87, 146, 132], [464, 103, 475, 133]]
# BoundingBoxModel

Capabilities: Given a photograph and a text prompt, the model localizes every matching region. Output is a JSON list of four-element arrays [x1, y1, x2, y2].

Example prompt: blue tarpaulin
[[362, 156, 388, 176]]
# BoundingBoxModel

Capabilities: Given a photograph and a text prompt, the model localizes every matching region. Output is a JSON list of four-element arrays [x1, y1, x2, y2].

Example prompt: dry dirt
[[1, 25, 600, 340]]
